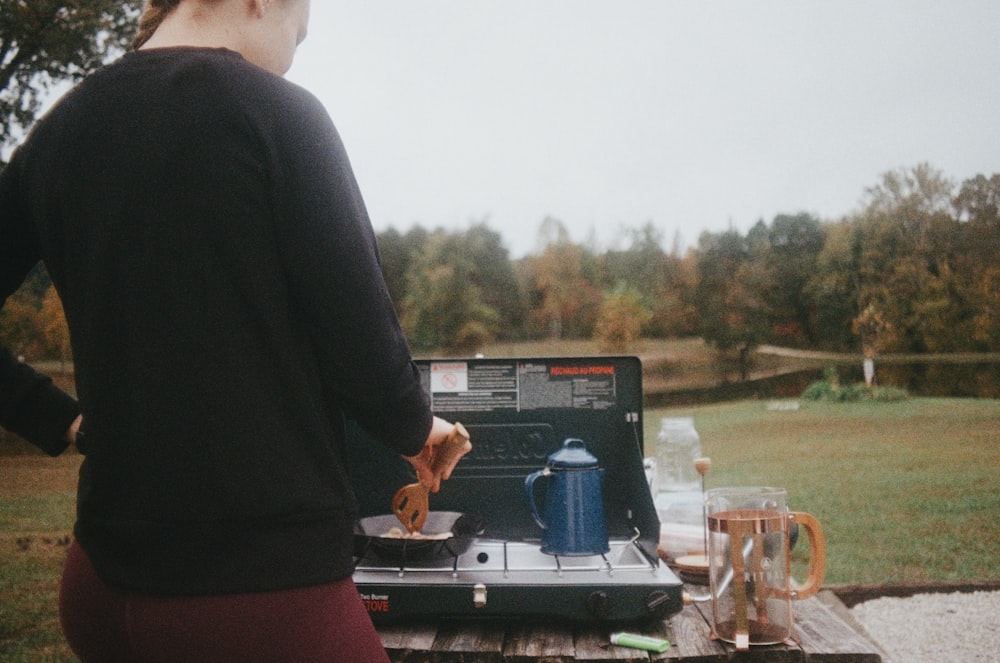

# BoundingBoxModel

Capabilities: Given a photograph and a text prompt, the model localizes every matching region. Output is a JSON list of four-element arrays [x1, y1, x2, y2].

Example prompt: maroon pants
[[59, 541, 390, 663]]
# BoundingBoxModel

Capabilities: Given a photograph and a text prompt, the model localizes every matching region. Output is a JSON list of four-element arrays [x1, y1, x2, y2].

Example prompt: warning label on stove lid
[[520, 362, 617, 410], [424, 360, 617, 413], [429, 362, 471, 393]]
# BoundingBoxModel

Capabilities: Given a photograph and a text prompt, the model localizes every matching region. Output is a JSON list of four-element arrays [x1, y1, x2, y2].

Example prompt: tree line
[[3, 164, 998, 366], [370, 164, 999, 355]]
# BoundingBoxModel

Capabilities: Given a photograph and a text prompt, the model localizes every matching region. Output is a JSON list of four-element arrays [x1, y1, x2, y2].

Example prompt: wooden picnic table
[[375, 587, 884, 662]]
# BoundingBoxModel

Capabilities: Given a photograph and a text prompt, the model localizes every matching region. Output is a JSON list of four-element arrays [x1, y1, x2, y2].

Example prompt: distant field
[[646, 398, 1000, 585], [445, 336, 823, 393]]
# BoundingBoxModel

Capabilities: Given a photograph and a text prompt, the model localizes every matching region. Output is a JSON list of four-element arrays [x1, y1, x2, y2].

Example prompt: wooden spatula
[[391, 422, 470, 533]]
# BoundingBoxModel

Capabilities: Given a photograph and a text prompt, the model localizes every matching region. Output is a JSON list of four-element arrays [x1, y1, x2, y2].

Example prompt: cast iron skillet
[[353, 511, 485, 563]]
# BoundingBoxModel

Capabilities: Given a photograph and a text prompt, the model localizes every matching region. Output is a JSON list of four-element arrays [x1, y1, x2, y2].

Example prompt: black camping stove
[[347, 356, 683, 624]]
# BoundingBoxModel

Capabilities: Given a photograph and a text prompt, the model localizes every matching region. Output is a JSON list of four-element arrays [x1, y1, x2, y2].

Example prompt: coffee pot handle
[[788, 511, 826, 599], [524, 470, 548, 529]]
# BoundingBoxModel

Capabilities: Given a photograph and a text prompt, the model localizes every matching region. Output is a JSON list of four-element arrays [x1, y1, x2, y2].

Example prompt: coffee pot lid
[[547, 438, 599, 468]]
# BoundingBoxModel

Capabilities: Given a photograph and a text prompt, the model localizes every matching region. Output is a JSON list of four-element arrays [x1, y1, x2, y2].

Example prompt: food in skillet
[[383, 527, 453, 540]]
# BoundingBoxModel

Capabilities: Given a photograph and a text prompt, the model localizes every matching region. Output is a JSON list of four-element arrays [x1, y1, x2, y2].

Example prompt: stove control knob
[[473, 583, 488, 608], [586, 591, 611, 618], [645, 590, 673, 618]]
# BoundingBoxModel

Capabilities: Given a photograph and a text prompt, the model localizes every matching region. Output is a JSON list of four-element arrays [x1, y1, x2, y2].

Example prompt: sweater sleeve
[[266, 90, 432, 457], [0, 346, 78, 456], [0, 156, 80, 456]]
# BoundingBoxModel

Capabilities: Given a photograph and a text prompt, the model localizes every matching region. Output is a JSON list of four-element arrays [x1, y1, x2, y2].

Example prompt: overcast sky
[[286, 1, 1000, 258]]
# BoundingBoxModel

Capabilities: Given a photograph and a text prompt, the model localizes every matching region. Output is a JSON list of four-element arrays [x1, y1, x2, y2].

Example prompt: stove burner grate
[[355, 530, 658, 580]]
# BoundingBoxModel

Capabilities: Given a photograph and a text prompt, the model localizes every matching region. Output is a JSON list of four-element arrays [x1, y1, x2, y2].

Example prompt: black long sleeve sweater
[[0, 47, 432, 594]]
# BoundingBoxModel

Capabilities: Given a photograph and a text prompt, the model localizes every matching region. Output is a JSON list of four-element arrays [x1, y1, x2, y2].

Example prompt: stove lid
[[346, 356, 659, 556]]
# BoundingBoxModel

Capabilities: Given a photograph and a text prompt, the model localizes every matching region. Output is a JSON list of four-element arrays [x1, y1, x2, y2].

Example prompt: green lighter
[[609, 632, 670, 653]]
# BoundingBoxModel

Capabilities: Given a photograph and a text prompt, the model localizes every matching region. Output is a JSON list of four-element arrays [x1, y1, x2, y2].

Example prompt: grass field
[[0, 455, 78, 662], [646, 398, 1000, 586], [1, 396, 998, 660]]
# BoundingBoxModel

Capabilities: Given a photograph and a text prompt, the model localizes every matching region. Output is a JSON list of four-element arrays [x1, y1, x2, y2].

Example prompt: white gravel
[[851, 590, 1000, 663]]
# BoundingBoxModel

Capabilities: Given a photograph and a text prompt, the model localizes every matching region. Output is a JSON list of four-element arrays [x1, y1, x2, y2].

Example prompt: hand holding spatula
[[393, 421, 471, 533]]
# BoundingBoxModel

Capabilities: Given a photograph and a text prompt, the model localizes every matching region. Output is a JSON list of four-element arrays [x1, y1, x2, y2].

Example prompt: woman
[[0, 0, 468, 660]]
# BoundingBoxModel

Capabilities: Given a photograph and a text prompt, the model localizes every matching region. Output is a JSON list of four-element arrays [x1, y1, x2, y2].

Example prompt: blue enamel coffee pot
[[524, 438, 610, 556]]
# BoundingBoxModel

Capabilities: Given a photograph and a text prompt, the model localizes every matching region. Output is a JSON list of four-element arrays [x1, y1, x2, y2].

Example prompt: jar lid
[[547, 438, 599, 468]]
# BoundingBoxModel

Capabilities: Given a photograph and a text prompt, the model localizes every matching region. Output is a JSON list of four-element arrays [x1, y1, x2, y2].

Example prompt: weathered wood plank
[[690, 600, 802, 663], [380, 621, 439, 662], [655, 604, 727, 662], [502, 621, 577, 663], [573, 625, 651, 662], [429, 619, 507, 663], [791, 598, 883, 663], [604, 621, 677, 662]]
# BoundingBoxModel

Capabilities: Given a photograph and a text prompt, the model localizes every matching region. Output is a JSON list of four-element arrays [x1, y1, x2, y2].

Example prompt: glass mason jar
[[654, 417, 701, 493]]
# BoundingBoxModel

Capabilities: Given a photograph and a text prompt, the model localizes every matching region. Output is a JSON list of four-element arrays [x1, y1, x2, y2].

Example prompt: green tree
[[852, 302, 894, 358], [399, 231, 500, 355], [0, 287, 43, 358], [593, 284, 651, 354], [759, 213, 825, 346], [376, 225, 428, 318], [600, 222, 697, 338], [970, 266, 1000, 350], [806, 167, 1000, 358], [456, 221, 527, 341], [378, 223, 525, 343], [39, 284, 71, 366], [955, 174, 1000, 351], [853, 164, 959, 354], [954, 173, 1000, 222], [1, 0, 140, 156], [953, 174, 1000, 351], [695, 229, 770, 377], [805, 220, 862, 351], [520, 217, 601, 339]]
